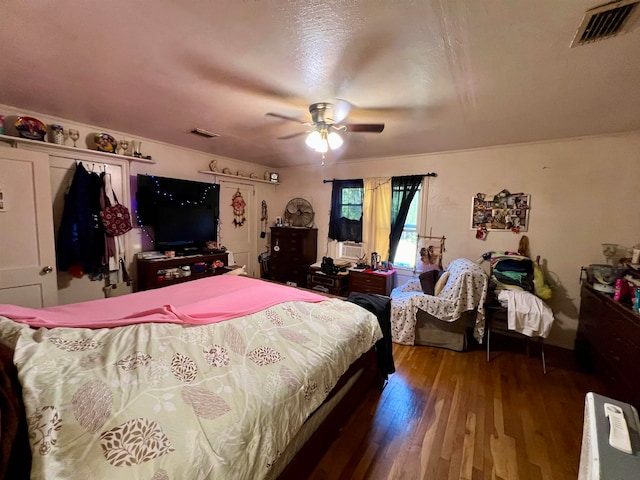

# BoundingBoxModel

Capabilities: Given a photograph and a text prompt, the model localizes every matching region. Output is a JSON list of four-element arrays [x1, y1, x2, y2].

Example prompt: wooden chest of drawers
[[575, 283, 640, 408], [269, 227, 317, 288], [348, 270, 396, 296]]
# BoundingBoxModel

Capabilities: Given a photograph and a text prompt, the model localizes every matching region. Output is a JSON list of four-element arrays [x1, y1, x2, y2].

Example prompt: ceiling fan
[[266, 102, 384, 153]]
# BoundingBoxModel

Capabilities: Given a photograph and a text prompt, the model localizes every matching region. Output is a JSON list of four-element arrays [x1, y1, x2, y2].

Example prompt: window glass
[[341, 187, 363, 220], [393, 192, 420, 268]]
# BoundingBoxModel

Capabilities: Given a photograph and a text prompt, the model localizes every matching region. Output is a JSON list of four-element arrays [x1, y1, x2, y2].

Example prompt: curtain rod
[[322, 172, 437, 183]]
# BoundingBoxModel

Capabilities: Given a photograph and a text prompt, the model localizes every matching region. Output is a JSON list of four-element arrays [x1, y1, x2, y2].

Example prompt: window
[[329, 179, 364, 243], [340, 186, 363, 222], [389, 175, 423, 265], [393, 191, 420, 268]]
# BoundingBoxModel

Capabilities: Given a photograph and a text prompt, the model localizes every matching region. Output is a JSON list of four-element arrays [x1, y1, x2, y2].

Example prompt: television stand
[[136, 252, 229, 291], [178, 246, 201, 256]]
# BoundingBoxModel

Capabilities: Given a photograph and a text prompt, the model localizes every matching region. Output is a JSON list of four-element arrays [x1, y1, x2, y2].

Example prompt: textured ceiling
[[1, 0, 639, 168]]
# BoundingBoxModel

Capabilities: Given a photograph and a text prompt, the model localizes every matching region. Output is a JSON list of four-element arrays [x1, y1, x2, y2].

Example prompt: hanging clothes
[[57, 162, 95, 275], [87, 170, 107, 276], [100, 172, 123, 284]]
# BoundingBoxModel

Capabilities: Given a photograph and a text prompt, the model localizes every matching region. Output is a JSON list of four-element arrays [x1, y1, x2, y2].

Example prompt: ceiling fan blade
[[277, 131, 308, 140], [343, 123, 385, 133], [265, 112, 308, 124]]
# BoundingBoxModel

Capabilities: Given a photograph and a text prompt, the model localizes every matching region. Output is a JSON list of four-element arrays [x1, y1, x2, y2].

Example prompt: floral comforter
[[0, 296, 381, 479]]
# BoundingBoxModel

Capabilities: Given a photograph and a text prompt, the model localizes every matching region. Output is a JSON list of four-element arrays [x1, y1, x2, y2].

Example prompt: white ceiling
[[1, 1, 639, 168]]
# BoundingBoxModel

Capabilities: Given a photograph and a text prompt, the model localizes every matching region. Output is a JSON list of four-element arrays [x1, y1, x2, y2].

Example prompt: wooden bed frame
[[277, 347, 382, 479], [0, 342, 31, 479]]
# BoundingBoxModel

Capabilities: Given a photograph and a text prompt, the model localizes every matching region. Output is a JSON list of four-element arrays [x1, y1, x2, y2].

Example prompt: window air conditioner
[[338, 242, 364, 260]]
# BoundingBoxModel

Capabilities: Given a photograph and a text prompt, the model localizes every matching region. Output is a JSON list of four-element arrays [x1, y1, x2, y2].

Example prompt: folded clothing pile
[[490, 254, 534, 292]]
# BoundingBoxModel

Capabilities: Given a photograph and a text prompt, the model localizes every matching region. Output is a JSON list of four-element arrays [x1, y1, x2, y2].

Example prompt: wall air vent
[[190, 128, 220, 138], [571, 0, 640, 46]]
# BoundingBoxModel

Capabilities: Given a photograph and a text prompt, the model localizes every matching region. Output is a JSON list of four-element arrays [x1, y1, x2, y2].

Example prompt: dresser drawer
[[599, 333, 640, 379], [349, 271, 395, 296], [270, 251, 307, 264], [272, 235, 304, 250], [602, 306, 640, 348], [270, 264, 308, 287], [307, 270, 348, 296]]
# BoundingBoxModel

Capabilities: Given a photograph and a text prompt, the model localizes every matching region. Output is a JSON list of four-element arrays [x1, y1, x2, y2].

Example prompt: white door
[[0, 147, 58, 307], [218, 180, 256, 277]]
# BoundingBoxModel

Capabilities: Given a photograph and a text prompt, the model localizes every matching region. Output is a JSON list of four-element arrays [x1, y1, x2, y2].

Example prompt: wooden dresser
[[269, 227, 317, 288], [349, 269, 396, 296], [575, 283, 640, 408]]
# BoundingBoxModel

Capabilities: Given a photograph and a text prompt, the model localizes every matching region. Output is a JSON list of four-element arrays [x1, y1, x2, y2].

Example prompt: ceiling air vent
[[571, 0, 640, 47], [190, 128, 220, 138]]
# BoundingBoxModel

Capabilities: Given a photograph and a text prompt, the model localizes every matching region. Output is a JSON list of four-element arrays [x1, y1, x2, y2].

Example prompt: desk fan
[[284, 198, 314, 227]]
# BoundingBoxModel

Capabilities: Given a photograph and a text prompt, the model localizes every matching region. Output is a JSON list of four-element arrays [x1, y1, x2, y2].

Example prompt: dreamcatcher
[[231, 189, 246, 227]]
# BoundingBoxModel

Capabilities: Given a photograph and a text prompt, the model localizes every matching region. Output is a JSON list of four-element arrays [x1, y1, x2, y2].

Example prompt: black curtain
[[388, 175, 423, 262], [328, 179, 363, 243]]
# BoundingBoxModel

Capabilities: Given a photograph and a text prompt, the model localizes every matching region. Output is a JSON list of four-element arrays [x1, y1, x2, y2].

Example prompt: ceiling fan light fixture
[[315, 133, 329, 153], [327, 131, 343, 150], [305, 128, 343, 153], [305, 130, 322, 149]]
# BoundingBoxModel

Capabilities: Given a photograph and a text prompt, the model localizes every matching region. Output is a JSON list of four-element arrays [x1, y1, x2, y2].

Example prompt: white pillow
[[434, 271, 450, 296]]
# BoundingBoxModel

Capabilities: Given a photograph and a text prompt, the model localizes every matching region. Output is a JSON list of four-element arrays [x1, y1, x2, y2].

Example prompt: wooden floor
[[308, 339, 605, 480]]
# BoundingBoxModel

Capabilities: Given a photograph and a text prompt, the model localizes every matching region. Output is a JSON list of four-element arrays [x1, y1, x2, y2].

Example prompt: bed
[[0, 275, 384, 480], [390, 258, 489, 350]]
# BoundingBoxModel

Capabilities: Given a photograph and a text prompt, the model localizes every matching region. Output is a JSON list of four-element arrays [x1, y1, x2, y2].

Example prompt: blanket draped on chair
[[390, 258, 489, 345]]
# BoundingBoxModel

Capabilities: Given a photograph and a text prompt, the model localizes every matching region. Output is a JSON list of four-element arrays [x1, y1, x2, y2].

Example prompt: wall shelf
[[0, 134, 155, 164], [198, 170, 279, 185]]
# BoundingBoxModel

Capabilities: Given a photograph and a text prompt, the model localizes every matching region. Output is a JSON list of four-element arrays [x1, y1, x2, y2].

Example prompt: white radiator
[[578, 392, 640, 479]]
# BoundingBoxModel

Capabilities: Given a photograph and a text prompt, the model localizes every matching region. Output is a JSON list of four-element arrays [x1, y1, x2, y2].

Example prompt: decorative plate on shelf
[[94, 132, 117, 153], [15, 116, 47, 141]]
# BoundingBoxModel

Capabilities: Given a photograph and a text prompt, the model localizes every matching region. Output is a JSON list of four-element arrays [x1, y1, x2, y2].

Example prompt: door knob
[[41, 266, 53, 274]]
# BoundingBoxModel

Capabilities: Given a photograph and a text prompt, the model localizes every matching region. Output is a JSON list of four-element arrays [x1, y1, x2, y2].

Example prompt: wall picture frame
[[471, 190, 530, 232]]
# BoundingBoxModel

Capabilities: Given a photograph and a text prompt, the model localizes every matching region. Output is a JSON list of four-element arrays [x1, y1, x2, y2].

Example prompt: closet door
[[49, 155, 131, 304], [0, 147, 58, 307]]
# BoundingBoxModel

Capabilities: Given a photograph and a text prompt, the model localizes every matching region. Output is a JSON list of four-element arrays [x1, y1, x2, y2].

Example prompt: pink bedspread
[[0, 276, 327, 328]]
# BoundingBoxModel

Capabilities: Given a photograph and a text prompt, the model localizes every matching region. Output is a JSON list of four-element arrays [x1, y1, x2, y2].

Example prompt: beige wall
[[274, 131, 640, 349], [4, 102, 639, 348]]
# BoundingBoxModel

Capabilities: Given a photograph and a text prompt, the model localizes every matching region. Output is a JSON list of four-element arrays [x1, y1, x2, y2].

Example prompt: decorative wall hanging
[[415, 235, 446, 272], [231, 188, 246, 227], [471, 189, 530, 233], [260, 200, 268, 238]]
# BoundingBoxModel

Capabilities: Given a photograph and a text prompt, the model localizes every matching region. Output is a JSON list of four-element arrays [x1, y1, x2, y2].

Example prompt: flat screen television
[[154, 205, 217, 252], [136, 174, 220, 254]]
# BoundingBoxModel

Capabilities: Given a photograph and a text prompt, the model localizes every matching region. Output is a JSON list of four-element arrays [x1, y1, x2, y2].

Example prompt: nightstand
[[307, 268, 349, 296], [348, 269, 396, 296]]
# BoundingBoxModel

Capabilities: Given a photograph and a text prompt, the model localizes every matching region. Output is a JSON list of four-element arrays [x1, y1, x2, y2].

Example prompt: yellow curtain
[[363, 177, 392, 261]]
